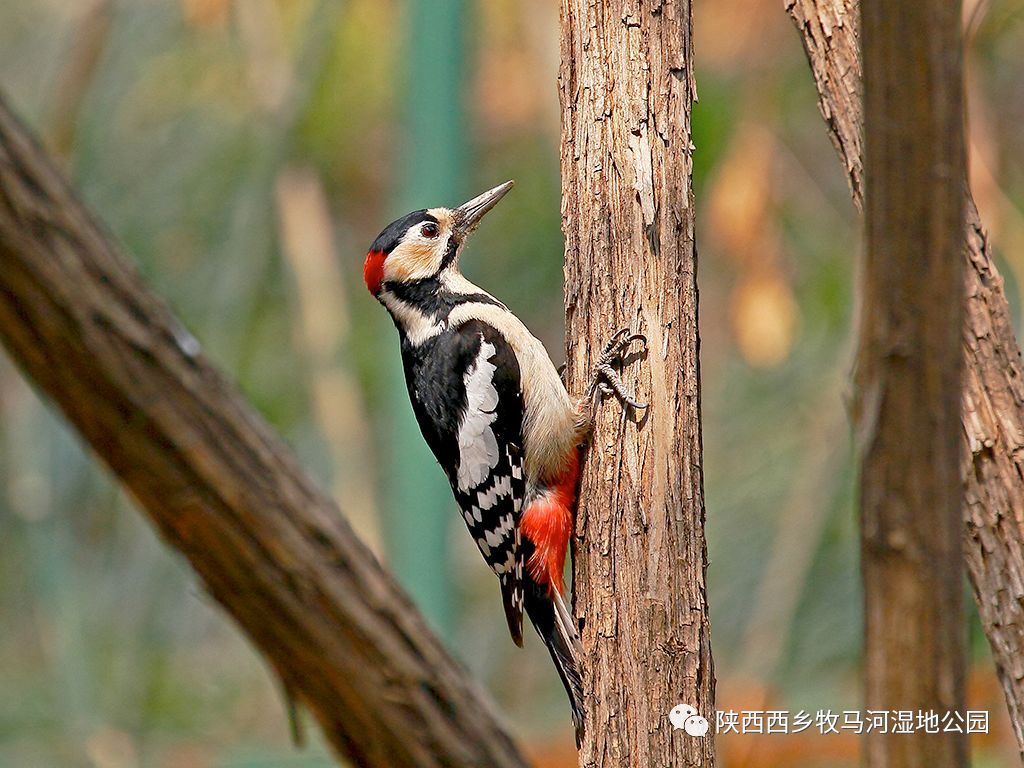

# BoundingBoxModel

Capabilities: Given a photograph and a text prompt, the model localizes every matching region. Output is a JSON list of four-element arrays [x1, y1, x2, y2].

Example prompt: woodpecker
[[363, 181, 645, 744]]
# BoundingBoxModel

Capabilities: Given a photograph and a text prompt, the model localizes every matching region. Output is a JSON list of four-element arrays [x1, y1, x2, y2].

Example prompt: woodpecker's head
[[363, 180, 513, 298]]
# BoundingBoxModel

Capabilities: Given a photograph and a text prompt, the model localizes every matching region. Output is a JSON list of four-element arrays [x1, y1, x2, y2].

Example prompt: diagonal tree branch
[[787, 0, 1024, 754], [0, 93, 529, 768]]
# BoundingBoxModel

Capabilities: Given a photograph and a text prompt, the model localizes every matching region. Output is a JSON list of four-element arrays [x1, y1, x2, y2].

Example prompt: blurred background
[[0, 0, 1022, 766]]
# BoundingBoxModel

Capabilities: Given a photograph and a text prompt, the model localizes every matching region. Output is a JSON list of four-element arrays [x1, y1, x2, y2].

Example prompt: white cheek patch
[[383, 234, 447, 283], [456, 338, 500, 491]]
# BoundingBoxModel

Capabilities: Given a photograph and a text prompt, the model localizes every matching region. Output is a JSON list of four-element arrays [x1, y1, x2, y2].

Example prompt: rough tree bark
[[856, 0, 966, 763], [0, 95, 529, 768], [788, 0, 1024, 755], [559, 2, 715, 767]]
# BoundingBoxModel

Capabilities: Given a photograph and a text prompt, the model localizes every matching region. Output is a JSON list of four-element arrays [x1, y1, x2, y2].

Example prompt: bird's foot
[[586, 328, 648, 414]]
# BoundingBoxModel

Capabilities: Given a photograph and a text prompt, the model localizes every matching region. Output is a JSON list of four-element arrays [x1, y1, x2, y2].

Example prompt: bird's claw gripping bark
[[587, 328, 648, 412]]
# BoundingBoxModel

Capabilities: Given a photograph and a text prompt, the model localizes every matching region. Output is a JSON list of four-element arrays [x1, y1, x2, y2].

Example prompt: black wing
[[400, 319, 527, 644]]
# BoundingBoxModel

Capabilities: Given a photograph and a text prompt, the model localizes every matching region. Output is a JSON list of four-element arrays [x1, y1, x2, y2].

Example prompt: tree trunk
[[857, 0, 966, 764], [559, 2, 715, 766], [788, 0, 1024, 756], [0, 94, 529, 768]]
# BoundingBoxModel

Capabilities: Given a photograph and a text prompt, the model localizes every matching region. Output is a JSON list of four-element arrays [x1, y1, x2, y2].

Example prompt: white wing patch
[[456, 338, 500, 490]]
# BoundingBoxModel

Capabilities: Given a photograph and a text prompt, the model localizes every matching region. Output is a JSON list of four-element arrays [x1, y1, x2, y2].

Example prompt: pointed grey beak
[[452, 180, 514, 238]]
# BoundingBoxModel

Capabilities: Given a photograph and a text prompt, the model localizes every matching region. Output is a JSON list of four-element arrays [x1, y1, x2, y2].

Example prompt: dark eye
[[420, 222, 439, 238]]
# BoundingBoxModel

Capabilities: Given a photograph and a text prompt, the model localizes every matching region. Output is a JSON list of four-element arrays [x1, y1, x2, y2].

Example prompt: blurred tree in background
[[0, 0, 1021, 765]]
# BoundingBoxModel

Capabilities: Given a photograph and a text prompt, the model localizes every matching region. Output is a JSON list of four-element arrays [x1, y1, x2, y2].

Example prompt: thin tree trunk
[[0, 93, 529, 768], [559, 2, 715, 766], [788, 0, 1024, 755], [858, 0, 966, 764]]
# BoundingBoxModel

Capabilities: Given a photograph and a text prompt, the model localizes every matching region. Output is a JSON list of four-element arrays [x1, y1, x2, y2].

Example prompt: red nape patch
[[363, 250, 386, 295], [520, 450, 580, 595]]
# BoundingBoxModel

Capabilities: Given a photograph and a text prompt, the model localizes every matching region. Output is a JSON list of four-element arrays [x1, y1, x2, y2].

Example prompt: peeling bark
[[0, 94, 529, 768], [559, 1, 715, 766]]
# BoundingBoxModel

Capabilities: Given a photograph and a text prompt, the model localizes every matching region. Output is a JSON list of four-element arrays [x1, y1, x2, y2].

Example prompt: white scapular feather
[[457, 339, 501, 490]]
